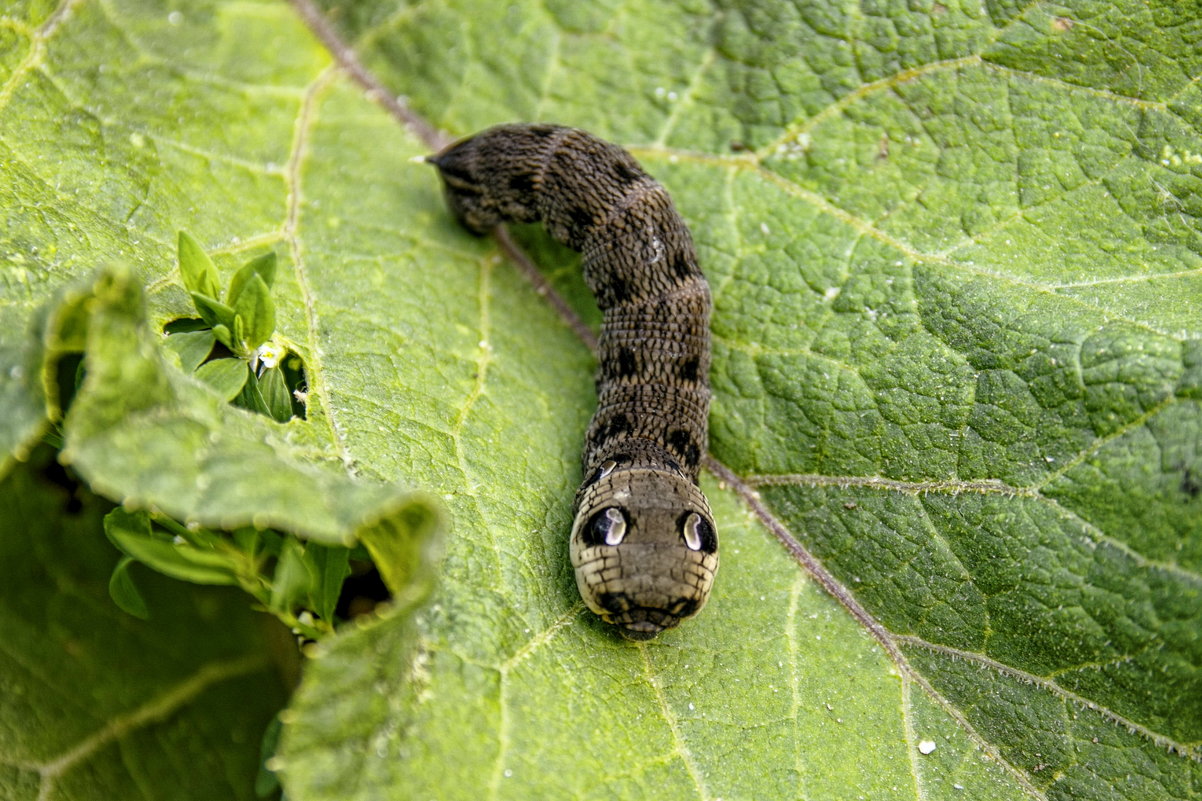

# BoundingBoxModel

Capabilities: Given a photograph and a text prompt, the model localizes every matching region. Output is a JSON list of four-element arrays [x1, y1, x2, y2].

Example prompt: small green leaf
[[107, 556, 149, 620], [227, 251, 278, 306], [212, 323, 232, 349], [233, 313, 247, 355], [256, 715, 284, 798], [236, 368, 269, 416], [232, 274, 276, 352], [307, 544, 351, 623], [191, 291, 237, 331], [195, 358, 250, 401], [177, 231, 221, 299], [270, 537, 316, 615], [232, 526, 262, 556], [259, 365, 293, 422], [104, 508, 239, 586], [163, 330, 215, 373]]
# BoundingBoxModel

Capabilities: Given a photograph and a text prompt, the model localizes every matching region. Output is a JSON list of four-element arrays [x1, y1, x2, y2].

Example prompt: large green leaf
[[0, 449, 289, 801], [2, 1, 1199, 800], [52, 266, 439, 548]]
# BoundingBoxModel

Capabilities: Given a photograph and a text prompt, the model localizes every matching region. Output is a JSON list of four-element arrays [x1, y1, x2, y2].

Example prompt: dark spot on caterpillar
[[508, 172, 536, 194], [677, 511, 717, 554], [677, 355, 700, 383], [668, 250, 694, 280], [581, 507, 628, 548], [429, 124, 717, 638], [616, 346, 638, 378], [584, 461, 610, 486], [603, 413, 633, 441], [568, 205, 596, 233], [666, 427, 700, 469], [586, 411, 634, 454], [606, 275, 632, 305]]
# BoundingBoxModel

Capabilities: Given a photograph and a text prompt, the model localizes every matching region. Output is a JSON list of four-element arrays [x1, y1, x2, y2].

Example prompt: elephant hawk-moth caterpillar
[[429, 124, 717, 639]]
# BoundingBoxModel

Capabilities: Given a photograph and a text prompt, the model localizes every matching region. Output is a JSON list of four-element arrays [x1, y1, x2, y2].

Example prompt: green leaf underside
[[2, 2, 1199, 801], [0, 452, 288, 801], [308, 545, 351, 623], [270, 537, 317, 614]]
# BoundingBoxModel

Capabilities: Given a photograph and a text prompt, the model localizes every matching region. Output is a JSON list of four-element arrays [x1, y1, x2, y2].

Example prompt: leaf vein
[[285, 66, 351, 463], [34, 653, 268, 793], [894, 635, 1202, 760], [638, 645, 711, 801]]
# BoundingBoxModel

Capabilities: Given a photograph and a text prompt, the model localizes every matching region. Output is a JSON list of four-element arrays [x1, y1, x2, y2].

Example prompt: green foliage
[[178, 230, 222, 300], [103, 504, 357, 640], [107, 556, 150, 619], [169, 232, 296, 416], [228, 251, 280, 306], [195, 357, 252, 401], [0, 450, 290, 801], [36, 264, 443, 641], [1, 1, 1199, 801]]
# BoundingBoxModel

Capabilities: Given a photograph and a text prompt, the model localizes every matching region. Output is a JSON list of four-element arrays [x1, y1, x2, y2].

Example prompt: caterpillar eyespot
[[430, 124, 718, 640], [681, 511, 716, 553], [596, 507, 628, 547]]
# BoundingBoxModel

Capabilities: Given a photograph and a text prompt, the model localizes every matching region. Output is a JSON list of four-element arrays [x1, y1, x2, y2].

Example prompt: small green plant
[[105, 506, 356, 639], [167, 231, 303, 423], [100, 233, 355, 637]]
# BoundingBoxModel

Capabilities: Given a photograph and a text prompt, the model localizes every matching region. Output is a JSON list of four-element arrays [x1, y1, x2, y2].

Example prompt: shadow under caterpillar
[[429, 124, 717, 639]]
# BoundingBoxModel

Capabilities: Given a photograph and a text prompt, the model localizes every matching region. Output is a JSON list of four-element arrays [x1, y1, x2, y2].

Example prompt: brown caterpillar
[[429, 124, 717, 639]]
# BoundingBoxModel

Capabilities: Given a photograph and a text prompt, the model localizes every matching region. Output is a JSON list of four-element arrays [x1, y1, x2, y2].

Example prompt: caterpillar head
[[570, 458, 719, 640], [427, 124, 562, 235]]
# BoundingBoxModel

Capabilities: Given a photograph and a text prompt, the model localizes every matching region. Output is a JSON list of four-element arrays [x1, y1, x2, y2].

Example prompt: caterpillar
[[429, 124, 717, 639]]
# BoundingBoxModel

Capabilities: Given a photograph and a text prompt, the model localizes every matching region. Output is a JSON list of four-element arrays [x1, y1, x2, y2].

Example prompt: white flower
[[256, 340, 284, 369]]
